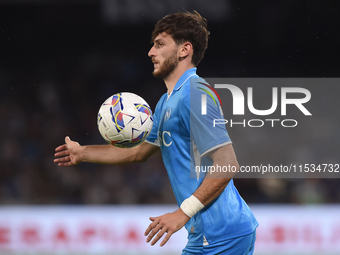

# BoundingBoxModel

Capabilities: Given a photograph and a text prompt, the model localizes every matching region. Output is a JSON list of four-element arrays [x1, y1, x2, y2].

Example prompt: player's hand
[[54, 136, 82, 166], [144, 208, 190, 247]]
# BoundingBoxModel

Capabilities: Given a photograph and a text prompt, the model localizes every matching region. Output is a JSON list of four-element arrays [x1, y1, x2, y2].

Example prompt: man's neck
[[164, 64, 195, 95]]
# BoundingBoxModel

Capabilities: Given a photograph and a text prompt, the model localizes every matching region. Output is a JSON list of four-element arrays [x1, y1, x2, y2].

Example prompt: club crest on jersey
[[164, 108, 171, 122]]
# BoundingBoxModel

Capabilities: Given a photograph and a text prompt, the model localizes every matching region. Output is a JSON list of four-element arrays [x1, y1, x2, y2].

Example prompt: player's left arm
[[144, 143, 238, 247], [192, 143, 238, 205]]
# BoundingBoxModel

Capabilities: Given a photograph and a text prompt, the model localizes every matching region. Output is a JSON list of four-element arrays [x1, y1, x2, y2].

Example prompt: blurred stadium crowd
[[1, 1, 340, 205]]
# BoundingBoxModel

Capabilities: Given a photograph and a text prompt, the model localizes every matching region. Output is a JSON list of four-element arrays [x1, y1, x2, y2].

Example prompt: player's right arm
[[54, 136, 159, 167]]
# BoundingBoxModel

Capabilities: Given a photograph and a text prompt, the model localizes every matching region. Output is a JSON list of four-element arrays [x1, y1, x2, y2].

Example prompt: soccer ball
[[97, 92, 153, 148]]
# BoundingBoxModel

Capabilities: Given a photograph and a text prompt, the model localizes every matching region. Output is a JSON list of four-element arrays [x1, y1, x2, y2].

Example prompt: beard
[[152, 51, 179, 79]]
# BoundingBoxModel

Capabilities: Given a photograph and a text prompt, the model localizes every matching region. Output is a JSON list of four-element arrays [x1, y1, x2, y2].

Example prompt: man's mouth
[[152, 58, 158, 64]]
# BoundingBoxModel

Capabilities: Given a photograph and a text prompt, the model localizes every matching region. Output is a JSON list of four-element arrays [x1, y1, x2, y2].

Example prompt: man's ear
[[179, 42, 193, 58]]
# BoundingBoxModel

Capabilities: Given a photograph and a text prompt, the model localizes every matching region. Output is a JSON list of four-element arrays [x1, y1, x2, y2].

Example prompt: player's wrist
[[77, 145, 88, 163], [180, 195, 205, 218]]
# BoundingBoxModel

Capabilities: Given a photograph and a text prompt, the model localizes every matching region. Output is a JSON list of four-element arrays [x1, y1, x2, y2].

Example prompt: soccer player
[[54, 11, 258, 254]]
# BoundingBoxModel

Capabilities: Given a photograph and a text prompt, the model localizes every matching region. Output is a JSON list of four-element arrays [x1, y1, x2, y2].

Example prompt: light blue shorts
[[182, 230, 256, 255]]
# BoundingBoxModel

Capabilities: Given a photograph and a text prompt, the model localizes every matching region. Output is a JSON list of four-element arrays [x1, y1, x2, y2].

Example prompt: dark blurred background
[[1, 0, 340, 205]]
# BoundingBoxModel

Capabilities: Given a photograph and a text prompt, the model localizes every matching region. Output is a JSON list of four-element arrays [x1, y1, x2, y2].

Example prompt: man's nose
[[148, 45, 155, 57]]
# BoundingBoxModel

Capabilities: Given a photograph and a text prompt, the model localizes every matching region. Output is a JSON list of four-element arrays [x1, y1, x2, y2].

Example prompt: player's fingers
[[144, 218, 159, 236], [150, 227, 167, 246], [160, 232, 173, 247], [54, 150, 70, 158], [65, 136, 80, 146], [54, 155, 71, 163], [58, 162, 72, 167], [146, 222, 162, 242], [65, 136, 71, 143], [54, 157, 65, 163], [55, 144, 68, 152], [57, 156, 74, 167]]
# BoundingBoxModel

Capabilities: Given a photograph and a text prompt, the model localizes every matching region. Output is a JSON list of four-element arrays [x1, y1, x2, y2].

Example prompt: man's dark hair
[[151, 11, 209, 66]]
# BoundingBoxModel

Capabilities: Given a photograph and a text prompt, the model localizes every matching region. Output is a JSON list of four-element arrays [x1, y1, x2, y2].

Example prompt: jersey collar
[[174, 67, 198, 91]]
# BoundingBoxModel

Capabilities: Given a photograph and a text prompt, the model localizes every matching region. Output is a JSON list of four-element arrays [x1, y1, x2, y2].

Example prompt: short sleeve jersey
[[146, 68, 258, 251]]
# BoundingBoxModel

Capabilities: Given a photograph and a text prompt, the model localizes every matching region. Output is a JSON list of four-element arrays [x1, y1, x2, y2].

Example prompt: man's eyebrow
[[154, 38, 163, 43]]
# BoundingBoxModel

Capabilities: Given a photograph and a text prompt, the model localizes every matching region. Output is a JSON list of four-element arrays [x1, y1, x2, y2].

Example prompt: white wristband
[[180, 195, 205, 218]]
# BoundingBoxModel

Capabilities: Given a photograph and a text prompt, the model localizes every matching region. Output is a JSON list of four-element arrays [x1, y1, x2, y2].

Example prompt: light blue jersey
[[146, 68, 258, 253]]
